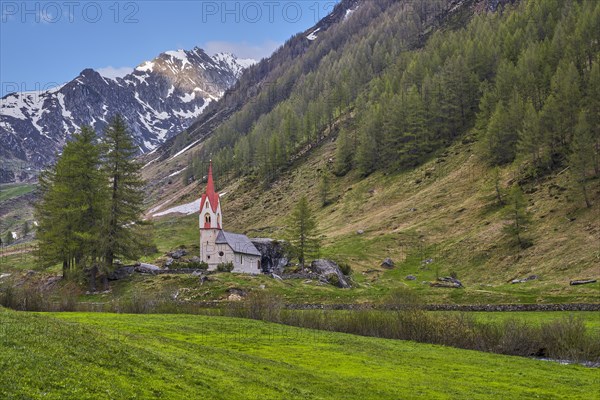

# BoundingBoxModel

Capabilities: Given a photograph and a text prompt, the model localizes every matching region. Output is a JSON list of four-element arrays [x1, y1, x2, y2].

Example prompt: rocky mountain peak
[[0, 48, 256, 183]]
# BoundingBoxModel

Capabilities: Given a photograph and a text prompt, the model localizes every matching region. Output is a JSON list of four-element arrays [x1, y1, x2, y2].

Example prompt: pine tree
[[334, 129, 353, 176], [101, 115, 149, 281], [356, 104, 383, 176], [319, 172, 331, 207], [484, 94, 525, 165], [587, 59, 600, 175], [518, 100, 545, 174], [35, 126, 107, 279], [503, 184, 531, 248], [484, 103, 513, 165], [4, 231, 13, 245], [22, 221, 29, 236], [285, 196, 320, 267], [541, 60, 581, 159], [491, 166, 505, 206], [569, 111, 595, 208]]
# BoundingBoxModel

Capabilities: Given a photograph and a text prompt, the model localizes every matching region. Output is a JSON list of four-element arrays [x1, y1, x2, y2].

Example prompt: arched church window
[[205, 213, 211, 224]]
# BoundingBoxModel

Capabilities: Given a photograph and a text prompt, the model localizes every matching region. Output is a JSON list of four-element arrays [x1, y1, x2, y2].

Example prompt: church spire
[[206, 160, 215, 198], [200, 160, 222, 229]]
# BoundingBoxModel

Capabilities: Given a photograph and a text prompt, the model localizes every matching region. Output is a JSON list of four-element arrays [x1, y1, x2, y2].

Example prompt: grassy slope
[[0, 183, 36, 240], [0, 183, 35, 203], [0, 308, 597, 400], [142, 133, 599, 304]]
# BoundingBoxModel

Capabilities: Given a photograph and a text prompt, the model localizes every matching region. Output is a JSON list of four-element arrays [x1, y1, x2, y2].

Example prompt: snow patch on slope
[[165, 50, 191, 69], [307, 28, 320, 41], [153, 198, 200, 217]]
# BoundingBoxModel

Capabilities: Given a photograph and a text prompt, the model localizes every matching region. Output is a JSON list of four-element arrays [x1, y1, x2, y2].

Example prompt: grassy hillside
[[0, 183, 35, 203], [143, 132, 599, 304], [137, 0, 599, 305], [0, 308, 597, 399]]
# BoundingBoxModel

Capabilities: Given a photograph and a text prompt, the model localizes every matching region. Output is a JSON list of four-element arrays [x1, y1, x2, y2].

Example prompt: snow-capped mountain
[[0, 47, 255, 183]]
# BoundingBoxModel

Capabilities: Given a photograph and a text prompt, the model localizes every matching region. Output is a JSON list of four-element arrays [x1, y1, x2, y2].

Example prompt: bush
[[217, 262, 234, 272], [186, 261, 209, 270], [170, 260, 209, 270], [338, 262, 352, 276], [541, 316, 600, 362], [227, 291, 283, 322]]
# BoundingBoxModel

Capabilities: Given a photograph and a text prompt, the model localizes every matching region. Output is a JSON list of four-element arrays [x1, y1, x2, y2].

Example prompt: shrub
[[327, 274, 340, 287], [496, 319, 541, 356], [338, 262, 353, 276], [541, 316, 600, 362], [231, 291, 284, 322], [217, 262, 234, 272], [186, 261, 209, 270], [385, 288, 422, 309]]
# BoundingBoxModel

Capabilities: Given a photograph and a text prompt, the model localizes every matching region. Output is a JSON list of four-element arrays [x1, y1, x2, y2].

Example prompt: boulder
[[226, 287, 247, 298], [108, 266, 135, 280], [405, 275, 416, 281], [251, 238, 288, 274], [310, 259, 351, 288], [168, 249, 187, 259], [430, 276, 463, 288], [357, 229, 365, 235], [570, 279, 597, 286], [511, 275, 539, 284], [421, 258, 434, 267], [135, 263, 160, 274], [381, 258, 395, 269], [165, 257, 174, 267]]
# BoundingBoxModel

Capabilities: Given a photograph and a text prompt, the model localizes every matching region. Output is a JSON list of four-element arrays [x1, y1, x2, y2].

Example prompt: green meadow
[[1, 308, 598, 400]]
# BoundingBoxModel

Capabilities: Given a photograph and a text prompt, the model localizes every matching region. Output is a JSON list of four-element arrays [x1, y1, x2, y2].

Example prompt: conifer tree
[[518, 100, 545, 174], [101, 115, 148, 278], [356, 105, 383, 176], [319, 172, 331, 207], [541, 61, 581, 159], [503, 184, 531, 248], [334, 129, 353, 176], [4, 231, 13, 245], [491, 166, 505, 206], [569, 111, 595, 208], [35, 126, 107, 279], [587, 59, 600, 175], [285, 196, 320, 267]]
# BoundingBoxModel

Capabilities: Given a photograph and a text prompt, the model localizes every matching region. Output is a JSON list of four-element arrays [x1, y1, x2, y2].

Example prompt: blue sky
[[1, 1, 340, 96]]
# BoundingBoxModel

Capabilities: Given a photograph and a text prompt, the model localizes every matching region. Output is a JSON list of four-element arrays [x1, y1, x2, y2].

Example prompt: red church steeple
[[199, 161, 221, 229]]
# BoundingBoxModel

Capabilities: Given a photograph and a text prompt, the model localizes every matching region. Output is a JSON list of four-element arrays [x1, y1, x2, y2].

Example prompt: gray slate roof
[[216, 230, 261, 256]]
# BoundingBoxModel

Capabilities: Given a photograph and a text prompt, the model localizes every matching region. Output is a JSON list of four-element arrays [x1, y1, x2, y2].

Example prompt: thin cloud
[[203, 40, 281, 60], [96, 66, 134, 79]]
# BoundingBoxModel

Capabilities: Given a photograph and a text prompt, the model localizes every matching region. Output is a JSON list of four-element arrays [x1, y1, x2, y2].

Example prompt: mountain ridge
[[0, 47, 255, 183]]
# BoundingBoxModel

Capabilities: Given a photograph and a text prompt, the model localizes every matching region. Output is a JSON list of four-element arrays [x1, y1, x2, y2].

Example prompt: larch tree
[[285, 196, 320, 267], [503, 184, 531, 249], [518, 100, 544, 174], [101, 115, 149, 283], [35, 126, 107, 279], [569, 111, 595, 208]]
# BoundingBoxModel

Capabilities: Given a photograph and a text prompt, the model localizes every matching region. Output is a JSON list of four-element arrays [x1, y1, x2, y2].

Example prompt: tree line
[[35, 115, 152, 291], [182, 0, 598, 212]]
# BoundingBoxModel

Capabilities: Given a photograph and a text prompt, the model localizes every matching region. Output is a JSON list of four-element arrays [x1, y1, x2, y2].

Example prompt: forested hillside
[[140, 0, 598, 302], [184, 0, 598, 199]]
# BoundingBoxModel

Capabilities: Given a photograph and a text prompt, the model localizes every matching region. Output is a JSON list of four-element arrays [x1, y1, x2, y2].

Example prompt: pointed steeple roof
[[200, 161, 220, 213]]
